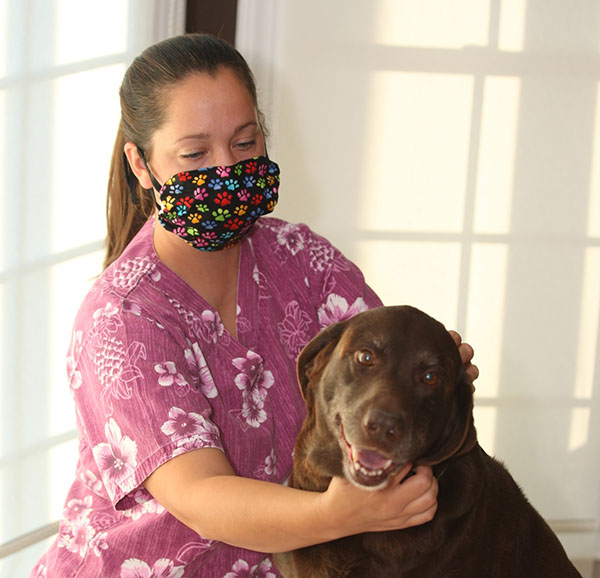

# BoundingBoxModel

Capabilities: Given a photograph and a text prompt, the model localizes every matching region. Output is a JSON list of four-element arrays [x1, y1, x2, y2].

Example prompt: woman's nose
[[211, 147, 237, 168]]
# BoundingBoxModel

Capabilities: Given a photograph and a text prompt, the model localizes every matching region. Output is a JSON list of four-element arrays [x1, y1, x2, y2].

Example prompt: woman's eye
[[422, 371, 440, 386], [235, 140, 256, 150], [355, 350, 374, 366], [180, 151, 205, 160]]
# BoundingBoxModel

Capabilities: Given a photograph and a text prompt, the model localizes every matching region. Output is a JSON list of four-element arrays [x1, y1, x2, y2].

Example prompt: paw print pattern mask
[[144, 154, 280, 251]]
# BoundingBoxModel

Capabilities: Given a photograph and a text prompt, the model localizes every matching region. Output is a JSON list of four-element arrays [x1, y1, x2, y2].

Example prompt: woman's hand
[[319, 464, 438, 537], [448, 330, 479, 384]]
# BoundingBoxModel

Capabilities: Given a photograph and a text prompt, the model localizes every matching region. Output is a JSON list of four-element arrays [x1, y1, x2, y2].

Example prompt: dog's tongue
[[355, 448, 392, 470]]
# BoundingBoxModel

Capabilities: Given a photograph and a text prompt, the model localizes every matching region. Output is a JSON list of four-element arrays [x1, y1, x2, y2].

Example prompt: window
[[0, 1, 184, 573]]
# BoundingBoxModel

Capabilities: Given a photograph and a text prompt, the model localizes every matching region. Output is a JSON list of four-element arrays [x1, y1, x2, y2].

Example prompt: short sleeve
[[70, 296, 223, 510]]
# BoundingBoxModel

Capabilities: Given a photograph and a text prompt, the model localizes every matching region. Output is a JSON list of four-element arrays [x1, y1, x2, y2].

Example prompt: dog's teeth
[[351, 447, 360, 464], [383, 459, 392, 470]]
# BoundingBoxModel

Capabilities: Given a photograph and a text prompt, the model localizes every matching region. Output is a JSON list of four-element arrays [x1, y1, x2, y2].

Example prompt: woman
[[32, 34, 477, 577]]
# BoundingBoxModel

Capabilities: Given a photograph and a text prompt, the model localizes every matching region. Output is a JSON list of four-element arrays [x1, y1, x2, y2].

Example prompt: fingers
[[397, 465, 437, 506], [448, 330, 479, 384], [448, 329, 462, 347]]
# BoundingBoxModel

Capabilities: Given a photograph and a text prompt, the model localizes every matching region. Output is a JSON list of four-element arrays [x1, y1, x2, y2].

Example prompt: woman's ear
[[123, 142, 154, 190]]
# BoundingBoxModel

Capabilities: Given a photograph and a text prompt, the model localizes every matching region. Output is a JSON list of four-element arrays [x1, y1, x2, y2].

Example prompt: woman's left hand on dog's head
[[448, 330, 479, 385]]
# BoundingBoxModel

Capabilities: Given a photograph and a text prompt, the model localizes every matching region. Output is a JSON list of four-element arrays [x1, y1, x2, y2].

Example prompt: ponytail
[[103, 123, 155, 270]]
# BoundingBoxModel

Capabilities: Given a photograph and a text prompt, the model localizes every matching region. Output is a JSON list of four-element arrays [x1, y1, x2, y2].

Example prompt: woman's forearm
[[144, 448, 437, 554], [179, 474, 335, 553]]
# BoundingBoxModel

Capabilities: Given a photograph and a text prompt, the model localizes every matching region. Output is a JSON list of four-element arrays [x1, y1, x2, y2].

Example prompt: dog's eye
[[422, 371, 440, 386], [355, 350, 374, 366]]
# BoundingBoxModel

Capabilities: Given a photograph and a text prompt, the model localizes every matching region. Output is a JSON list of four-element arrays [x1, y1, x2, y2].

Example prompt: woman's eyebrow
[[175, 122, 258, 144], [233, 121, 258, 135]]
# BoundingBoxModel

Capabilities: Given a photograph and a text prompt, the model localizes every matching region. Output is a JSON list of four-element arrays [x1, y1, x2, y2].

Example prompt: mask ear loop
[[123, 151, 141, 206], [136, 146, 163, 211]]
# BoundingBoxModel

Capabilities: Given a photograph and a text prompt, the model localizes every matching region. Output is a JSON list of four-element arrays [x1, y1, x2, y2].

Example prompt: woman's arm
[[143, 448, 437, 553]]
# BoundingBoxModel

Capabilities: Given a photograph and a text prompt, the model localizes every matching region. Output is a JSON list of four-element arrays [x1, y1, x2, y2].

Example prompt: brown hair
[[104, 33, 266, 269]]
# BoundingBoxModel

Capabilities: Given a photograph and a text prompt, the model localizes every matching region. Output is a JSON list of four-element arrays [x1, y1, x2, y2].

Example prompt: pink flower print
[[224, 558, 277, 578], [59, 516, 94, 557], [123, 489, 165, 520], [89, 530, 108, 557], [318, 294, 368, 327], [64, 496, 93, 522], [277, 301, 312, 358], [161, 407, 221, 450], [184, 342, 218, 398], [199, 309, 225, 344], [80, 470, 103, 496], [232, 350, 263, 378], [120, 558, 184, 578], [276, 224, 304, 256], [154, 361, 190, 396], [224, 559, 252, 578], [264, 450, 277, 476], [233, 352, 274, 428], [252, 558, 277, 578], [255, 449, 277, 479], [241, 398, 267, 428], [92, 419, 138, 497]]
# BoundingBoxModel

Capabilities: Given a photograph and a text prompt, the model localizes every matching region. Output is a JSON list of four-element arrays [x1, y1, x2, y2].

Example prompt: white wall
[[238, 0, 600, 568]]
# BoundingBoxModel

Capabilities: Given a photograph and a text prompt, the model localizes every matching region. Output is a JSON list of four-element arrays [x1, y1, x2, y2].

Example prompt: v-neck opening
[[149, 218, 260, 350]]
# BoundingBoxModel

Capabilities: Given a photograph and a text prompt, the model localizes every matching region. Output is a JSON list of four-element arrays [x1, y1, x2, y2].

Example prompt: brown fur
[[274, 306, 581, 578]]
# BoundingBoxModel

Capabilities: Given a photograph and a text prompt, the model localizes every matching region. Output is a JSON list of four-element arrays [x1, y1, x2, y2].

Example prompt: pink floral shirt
[[32, 217, 381, 578]]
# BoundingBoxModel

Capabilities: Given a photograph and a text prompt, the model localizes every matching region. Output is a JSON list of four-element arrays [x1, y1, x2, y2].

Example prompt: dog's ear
[[418, 367, 478, 466], [296, 320, 348, 399]]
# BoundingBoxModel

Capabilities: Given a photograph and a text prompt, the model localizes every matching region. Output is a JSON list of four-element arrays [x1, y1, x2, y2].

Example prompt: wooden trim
[[185, 0, 238, 45]]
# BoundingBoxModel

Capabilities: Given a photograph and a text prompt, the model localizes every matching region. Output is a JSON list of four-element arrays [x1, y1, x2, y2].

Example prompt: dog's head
[[297, 305, 476, 490]]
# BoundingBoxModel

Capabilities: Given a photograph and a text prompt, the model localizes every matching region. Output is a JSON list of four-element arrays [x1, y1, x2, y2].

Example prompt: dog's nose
[[362, 408, 401, 443]]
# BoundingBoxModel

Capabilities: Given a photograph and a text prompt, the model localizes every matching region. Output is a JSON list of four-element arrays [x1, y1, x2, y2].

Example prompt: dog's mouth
[[338, 420, 400, 489]]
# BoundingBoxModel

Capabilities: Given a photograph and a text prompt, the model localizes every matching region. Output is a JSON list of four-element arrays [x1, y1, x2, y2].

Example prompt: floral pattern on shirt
[[224, 557, 277, 578], [232, 351, 275, 429], [277, 300, 313, 358], [92, 418, 138, 498], [32, 217, 382, 577], [161, 407, 222, 458], [120, 558, 184, 578]]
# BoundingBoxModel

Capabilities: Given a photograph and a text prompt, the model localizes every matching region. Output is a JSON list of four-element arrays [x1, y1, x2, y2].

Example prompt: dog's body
[[274, 306, 580, 578]]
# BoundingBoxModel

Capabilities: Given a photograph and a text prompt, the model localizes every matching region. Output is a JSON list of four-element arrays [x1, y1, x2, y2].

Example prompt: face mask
[[140, 153, 280, 251]]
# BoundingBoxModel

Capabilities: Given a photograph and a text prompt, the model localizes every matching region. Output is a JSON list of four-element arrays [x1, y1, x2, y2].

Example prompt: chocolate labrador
[[274, 305, 581, 578]]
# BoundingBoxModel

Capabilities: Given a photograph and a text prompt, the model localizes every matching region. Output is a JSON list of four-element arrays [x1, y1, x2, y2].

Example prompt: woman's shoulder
[[75, 221, 165, 325], [252, 217, 336, 252]]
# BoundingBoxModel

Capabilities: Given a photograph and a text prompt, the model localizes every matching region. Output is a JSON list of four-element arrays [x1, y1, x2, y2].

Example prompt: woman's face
[[146, 67, 265, 185]]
